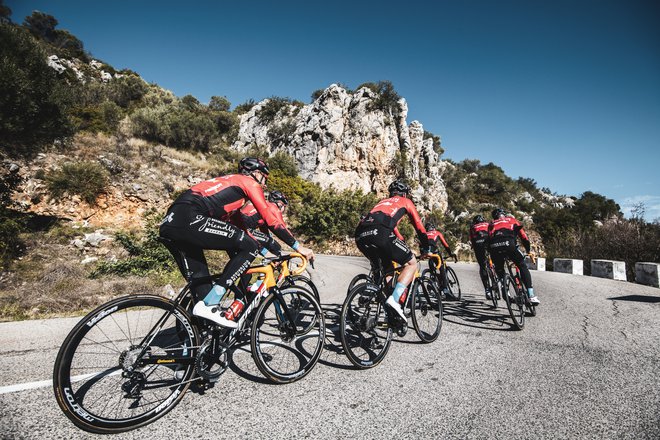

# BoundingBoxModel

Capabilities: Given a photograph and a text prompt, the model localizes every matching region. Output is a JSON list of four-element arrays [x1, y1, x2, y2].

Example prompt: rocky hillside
[[234, 84, 448, 212]]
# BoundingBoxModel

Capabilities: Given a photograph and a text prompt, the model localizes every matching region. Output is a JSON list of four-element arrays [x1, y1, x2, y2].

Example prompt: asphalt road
[[1, 255, 659, 439]]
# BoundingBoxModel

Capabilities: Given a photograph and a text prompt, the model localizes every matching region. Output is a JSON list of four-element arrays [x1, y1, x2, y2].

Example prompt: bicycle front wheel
[[340, 284, 392, 368], [251, 287, 325, 383], [53, 295, 198, 434], [412, 276, 442, 342], [346, 273, 373, 296], [287, 274, 320, 303], [446, 266, 461, 301], [504, 277, 525, 330]]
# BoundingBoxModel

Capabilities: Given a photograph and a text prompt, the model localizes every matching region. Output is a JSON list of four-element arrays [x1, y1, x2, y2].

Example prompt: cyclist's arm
[[404, 199, 429, 249], [393, 227, 404, 241], [243, 180, 297, 248], [515, 220, 531, 253]]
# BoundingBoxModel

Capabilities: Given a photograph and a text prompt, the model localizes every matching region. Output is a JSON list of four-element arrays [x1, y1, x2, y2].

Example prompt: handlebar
[[263, 252, 309, 276]]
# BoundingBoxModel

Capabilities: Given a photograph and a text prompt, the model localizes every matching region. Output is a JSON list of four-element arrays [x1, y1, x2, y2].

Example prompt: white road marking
[[0, 370, 121, 395]]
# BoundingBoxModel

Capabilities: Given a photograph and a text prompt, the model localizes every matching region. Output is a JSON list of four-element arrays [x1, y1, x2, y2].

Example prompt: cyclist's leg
[[386, 232, 415, 319], [511, 247, 538, 301], [475, 245, 490, 295]]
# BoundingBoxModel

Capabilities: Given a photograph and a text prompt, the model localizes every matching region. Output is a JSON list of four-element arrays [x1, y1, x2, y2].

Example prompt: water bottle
[[224, 299, 244, 321]]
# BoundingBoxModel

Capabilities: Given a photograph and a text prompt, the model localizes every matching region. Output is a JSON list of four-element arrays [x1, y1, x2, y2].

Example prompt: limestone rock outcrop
[[233, 84, 448, 213]]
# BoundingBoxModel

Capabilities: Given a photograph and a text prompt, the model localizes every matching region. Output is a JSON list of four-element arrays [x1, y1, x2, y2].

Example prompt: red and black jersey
[[489, 216, 530, 251], [174, 174, 296, 247], [427, 230, 450, 252], [233, 201, 283, 234], [469, 221, 490, 247], [361, 196, 429, 248]]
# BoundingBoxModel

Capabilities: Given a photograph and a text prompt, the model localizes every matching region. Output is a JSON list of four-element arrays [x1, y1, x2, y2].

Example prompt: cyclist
[[469, 215, 492, 299], [488, 208, 539, 305], [354, 180, 429, 321], [424, 222, 457, 294], [159, 157, 314, 328], [231, 190, 290, 257]]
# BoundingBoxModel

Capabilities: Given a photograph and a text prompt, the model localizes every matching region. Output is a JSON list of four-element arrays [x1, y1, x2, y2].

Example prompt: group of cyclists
[[160, 155, 538, 329]]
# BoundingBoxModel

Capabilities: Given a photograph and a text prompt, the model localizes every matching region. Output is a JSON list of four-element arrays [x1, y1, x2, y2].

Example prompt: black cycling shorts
[[355, 224, 413, 274]]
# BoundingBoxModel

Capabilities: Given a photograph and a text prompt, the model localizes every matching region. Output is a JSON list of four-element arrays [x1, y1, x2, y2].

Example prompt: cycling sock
[[203, 285, 227, 305], [392, 282, 408, 303], [527, 287, 535, 298]]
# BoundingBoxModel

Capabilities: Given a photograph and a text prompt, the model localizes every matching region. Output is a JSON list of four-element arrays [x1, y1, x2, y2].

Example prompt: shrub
[[107, 75, 148, 108], [0, 23, 74, 157], [256, 97, 293, 125], [234, 99, 256, 115], [209, 95, 231, 112], [46, 161, 108, 204], [423, 130, 443, 156], [92, 211, 175, 277], [267, 119, 297, 147], [268, 151, 298, 177]]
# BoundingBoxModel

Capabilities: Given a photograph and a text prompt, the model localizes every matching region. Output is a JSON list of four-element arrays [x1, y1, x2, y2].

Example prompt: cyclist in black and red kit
[[231, 190, 290, 257], [469, 215, 492, 299], [355, 180, 429, 321], [159, 158, 314, 328], [488, 208, 539, 305]]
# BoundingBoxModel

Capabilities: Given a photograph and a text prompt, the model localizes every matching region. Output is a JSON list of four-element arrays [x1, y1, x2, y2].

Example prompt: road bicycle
[[422, 253, 461, 301], [53, 241, 325, 434], [491, 249, 537, 330], [339, 256, 442, 368]]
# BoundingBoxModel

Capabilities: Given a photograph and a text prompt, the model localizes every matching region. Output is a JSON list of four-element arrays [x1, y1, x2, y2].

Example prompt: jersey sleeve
[[243, 180, 297, 247], [437, 231, 451, 251], [515, 219, 531, 252], [394, 227, 404, 241], [405, 199, 429, 248]]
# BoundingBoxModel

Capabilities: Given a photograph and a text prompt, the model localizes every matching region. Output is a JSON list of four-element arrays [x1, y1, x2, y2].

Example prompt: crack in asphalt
[[611, 300, 620, 318]]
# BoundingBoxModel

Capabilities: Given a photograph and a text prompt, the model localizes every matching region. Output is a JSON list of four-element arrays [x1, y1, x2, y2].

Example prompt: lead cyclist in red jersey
[[355, 180, 430, 321], [488, 208, 539, 305], [159, 157, 314, 327]]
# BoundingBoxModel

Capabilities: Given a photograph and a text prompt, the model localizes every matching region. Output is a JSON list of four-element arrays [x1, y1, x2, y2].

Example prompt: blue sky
[[8, 0, 660, 220]]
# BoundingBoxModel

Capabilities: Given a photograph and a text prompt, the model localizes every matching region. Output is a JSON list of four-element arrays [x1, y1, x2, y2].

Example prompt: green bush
[[233, 99, 256, 115], [423, 130, 443, 156], [46, 161, 108, 204], [209, 96, 231, 112], [256, 97, 294, 125], [267, 119, 297, 147], [92, 211, 175, 277], [0, 23, 74, 157]]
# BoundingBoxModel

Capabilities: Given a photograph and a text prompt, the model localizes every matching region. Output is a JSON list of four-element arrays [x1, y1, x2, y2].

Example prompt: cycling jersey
[[174, 174, 296, 247], [488, 216, 530, 252], [469, 221, 491, 290], [360, 196, 429, 248], [469, 221, 490, 246], [231, 201, 283, 255], [427, 230, 450, 253]]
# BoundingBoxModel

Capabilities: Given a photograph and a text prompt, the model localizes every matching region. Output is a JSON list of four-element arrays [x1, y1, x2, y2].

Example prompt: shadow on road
[[608, 295, 660, 304], [442, 292, 518, 332], [318, 303, 363, 370]]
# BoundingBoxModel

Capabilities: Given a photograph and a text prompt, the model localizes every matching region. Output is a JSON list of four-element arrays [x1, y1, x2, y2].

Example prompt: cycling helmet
[[238, 157, 270, 176], [388, 180, 410, 197], [491, 208, 506, 220], [472, 215, 485, 224], [268, 190, 288, 205], [425, 222, 436, 231]]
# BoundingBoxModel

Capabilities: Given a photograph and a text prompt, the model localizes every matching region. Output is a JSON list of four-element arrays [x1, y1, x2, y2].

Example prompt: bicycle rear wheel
[[487, 270, 499, 308], [53, 295, 198, 434], [411, 276, 442, 342], [446, 266, 462, 301], [503, 277, 525, 330], [251, 287, 325, 383], [340, 283, 392, 368]]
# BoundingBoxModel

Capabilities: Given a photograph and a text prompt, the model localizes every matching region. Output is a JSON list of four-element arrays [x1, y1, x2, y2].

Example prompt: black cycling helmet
[[472, 215, 485, 224], [425, 222, 436, 231], [268, 190, 288, 205], [491, 208, 506, 220], [238, 157, 270, 176], [388, 180, 410, 197]]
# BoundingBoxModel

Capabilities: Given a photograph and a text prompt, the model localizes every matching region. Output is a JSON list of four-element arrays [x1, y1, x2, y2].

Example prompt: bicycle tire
[[287, 275, 320, 303], [503, 277, 525, 330], [53, 295, 198, 434], [411, 276, 442, 343], [339, 283, 392, 368], [517, 281, 537, 317], [346, 273, 373, 296], [487, 269, 499, 308], [446, 266, 462, 301], [251, 287, 325, 383]]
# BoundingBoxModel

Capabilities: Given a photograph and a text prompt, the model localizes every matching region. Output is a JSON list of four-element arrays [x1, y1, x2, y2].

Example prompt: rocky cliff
[[233, 84, 448, 213]]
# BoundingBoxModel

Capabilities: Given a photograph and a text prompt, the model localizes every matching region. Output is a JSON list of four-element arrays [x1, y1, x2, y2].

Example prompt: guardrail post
[[591, 260, 626, 281], [635, 262, 660, 288], [526, 256, 545, 271], [553, 258, 583, 275]]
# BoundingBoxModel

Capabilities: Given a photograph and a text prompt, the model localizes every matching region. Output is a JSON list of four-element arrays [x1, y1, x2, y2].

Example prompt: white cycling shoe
[[385, 296, 406, 321], [529, 296, 540, 306], [192, 301, 238, 328]]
